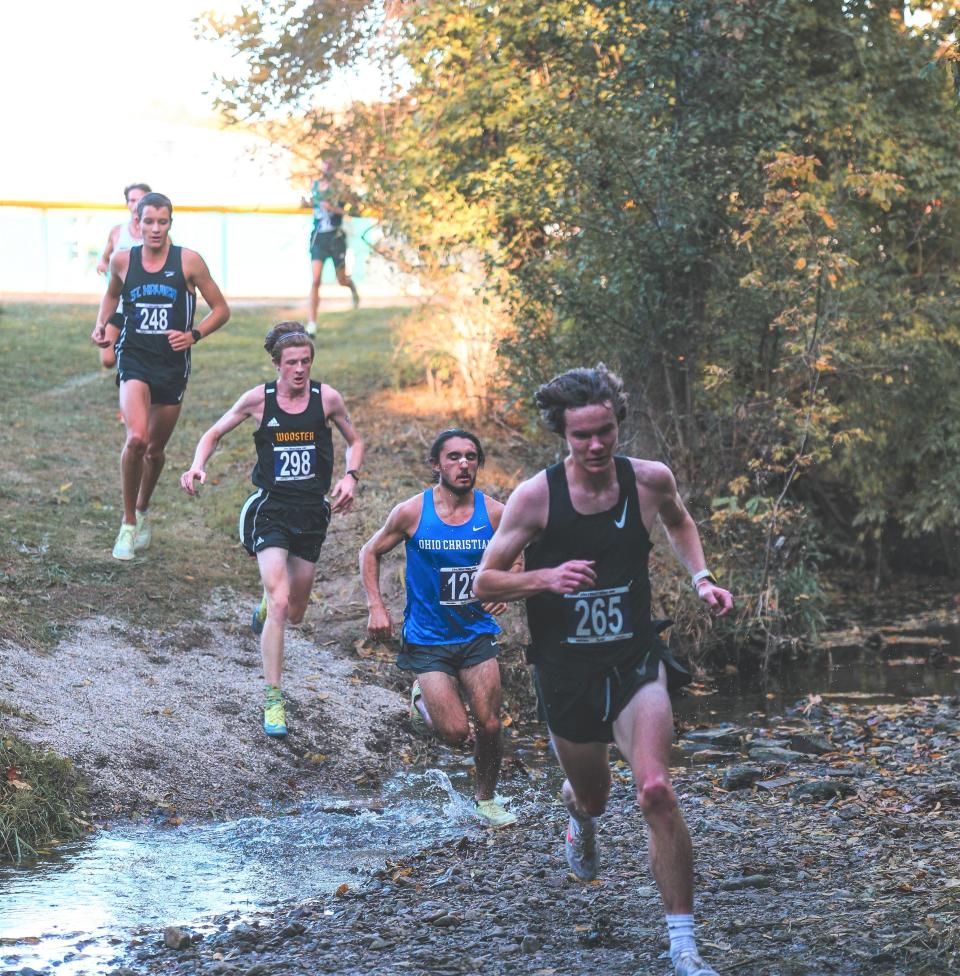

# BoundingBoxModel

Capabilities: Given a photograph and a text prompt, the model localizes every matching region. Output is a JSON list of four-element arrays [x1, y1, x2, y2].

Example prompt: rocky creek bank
[[88, 692, 960, 976]]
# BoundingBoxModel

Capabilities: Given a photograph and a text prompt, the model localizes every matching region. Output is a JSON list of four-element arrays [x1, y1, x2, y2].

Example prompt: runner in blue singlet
[[359, 429, 518, 828]]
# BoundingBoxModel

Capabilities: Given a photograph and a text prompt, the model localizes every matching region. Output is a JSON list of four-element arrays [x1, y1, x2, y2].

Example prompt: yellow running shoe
[[134, 509, 151, 551], [112, 523, 136, 561], [263, 686, 287, 737], [250, 591, 268, 635], [474, 799, 517, 828], [409, 680, 430, 736]]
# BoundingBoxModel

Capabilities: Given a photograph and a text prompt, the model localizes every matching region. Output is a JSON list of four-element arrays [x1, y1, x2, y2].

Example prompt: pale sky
[[0, 1, 309, 206]]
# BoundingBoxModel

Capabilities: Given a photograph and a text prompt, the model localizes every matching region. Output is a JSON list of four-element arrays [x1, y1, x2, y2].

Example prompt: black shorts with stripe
[[238, 489, 330, 563], [532, 622, 690, 744], [116, 349, 189, 406]]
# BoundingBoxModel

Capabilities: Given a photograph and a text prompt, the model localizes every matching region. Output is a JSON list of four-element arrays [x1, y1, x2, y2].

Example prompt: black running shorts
[[397, 633, 500, 677], [238, 489, 330, 563], [309, 228, 347, 268], [116, 349, 188, 406], [533, 635, 690, 744]]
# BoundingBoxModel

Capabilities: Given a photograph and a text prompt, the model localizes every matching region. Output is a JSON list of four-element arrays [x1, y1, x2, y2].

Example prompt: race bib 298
[[273, 444, 316, 482]]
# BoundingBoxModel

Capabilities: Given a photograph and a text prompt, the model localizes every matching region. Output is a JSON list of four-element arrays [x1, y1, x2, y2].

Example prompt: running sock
[[666, 913, 697, 962], [567, 811, 596, 836]]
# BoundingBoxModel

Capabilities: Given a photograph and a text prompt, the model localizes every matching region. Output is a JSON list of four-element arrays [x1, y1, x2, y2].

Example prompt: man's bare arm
[[474, 476, 596, 601], [92, 251, 129, 345], [359, 499, 419, 640], [324, 385, 364, 514], [168, 250, 230, 352], [180, 388, 262, 495], [646, 460, 733, 617]]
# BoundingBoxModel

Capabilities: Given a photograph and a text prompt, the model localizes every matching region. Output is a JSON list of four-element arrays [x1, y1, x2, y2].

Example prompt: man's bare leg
[[612, 666, 693, 913], [416, 671, 470, 746], [118, 380, 152, 526], [613, 665, 716, 974], [308, 259, 322, 329], [335, 265, 359, 308], [135, 402, 182, 514], [458, 657, 504, 802], [257, 547, 291, 687], [550, 734, 609, 879]]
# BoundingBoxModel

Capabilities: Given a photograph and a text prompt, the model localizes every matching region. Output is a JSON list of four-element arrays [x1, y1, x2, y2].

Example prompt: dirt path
[[0, 590, 407, 820]]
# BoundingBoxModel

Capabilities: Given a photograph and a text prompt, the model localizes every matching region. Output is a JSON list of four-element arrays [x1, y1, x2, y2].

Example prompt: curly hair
[[264, 321, 315, 363], [534, 364, 628, 435]]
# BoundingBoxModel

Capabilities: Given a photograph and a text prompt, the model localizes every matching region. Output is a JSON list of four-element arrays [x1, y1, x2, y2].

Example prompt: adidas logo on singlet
[[267, 417, 280, 427]]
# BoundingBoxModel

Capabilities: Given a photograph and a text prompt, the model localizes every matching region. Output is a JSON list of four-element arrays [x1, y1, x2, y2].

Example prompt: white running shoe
[[134, 509, 151, 551], [564, 815, 600, 880], [112, 523, 136, 561], [673, 950, 719, 976], [306, 321, 318, 336]]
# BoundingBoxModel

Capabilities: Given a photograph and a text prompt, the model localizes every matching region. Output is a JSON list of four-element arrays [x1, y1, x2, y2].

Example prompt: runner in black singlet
[[92, 192, 229, 562], [181, 323, 364, 738], [475, 365, 733, 976]]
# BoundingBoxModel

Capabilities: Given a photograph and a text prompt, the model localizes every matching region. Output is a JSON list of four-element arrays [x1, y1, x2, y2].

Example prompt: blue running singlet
[[403, 489, 500, 645]]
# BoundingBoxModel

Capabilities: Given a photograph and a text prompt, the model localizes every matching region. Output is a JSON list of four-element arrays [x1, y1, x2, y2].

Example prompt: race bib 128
[[438, 565, 479, 606]]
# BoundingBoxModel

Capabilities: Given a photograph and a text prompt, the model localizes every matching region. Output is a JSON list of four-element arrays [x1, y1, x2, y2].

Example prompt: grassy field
[[0, 302, 413, 648]]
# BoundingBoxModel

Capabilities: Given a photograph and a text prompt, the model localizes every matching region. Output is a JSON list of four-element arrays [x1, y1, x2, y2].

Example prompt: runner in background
[[92, 192, 230, 561], [306, 161, 359, 335], [181, 323, 363, 738], [95, 183, 151, 369]]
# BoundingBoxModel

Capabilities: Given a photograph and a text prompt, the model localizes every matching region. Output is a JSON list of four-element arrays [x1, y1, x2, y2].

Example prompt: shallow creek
[[2, 621, 958, 975]]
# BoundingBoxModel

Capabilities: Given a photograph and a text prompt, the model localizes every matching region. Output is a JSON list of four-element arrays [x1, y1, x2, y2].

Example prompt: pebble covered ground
[[73, 692, 960, 976]]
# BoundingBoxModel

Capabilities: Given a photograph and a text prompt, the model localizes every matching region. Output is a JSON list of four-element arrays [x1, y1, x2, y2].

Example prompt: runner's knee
[[434, 718, 470, 746], [476, 714, 502, 739], [287, 602, 307, 625], [124, 432, 148, 455], [636, 775, 676, 817], [266, 592, 289, 621]]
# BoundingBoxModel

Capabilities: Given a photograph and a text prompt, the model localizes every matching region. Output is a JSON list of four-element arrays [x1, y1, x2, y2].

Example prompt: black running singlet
[[117, 245, 195, 368], [524, 457, 657, 674], [252, 383, 334, 500]]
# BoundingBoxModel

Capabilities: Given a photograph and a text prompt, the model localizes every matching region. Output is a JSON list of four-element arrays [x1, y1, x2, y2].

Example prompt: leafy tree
[[207, 1, 960, 654]]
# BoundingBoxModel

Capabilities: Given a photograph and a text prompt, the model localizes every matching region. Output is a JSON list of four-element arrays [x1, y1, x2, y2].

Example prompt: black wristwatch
[[190, 329, 202, 344], [346, 469, 360, 482]]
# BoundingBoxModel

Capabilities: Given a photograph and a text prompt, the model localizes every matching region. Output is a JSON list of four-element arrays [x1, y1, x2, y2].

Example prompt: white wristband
[[691, 569, 714, 588]]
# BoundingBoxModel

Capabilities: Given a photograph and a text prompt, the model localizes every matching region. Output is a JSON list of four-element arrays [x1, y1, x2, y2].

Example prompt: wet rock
[[790, 780, 856, 802], [684, 726, 747, 749], [722, 765, 764, 790], [718, 875, 773, 891], [430, 914, 463, 928], [521, 934, 541, 953], [690, 749, 738, 764], [163, 926, 192, 950], [788, 733, 833, 755], [748, 746, 807, 764]]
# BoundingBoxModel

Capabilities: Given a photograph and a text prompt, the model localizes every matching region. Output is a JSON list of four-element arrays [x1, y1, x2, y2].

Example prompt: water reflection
[[0, 768, 490, 974]]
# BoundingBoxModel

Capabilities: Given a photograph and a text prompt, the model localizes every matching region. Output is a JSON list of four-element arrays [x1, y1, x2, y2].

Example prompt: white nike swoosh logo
[[614, 499, 628, 529], [472, 524, 487, 532]]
